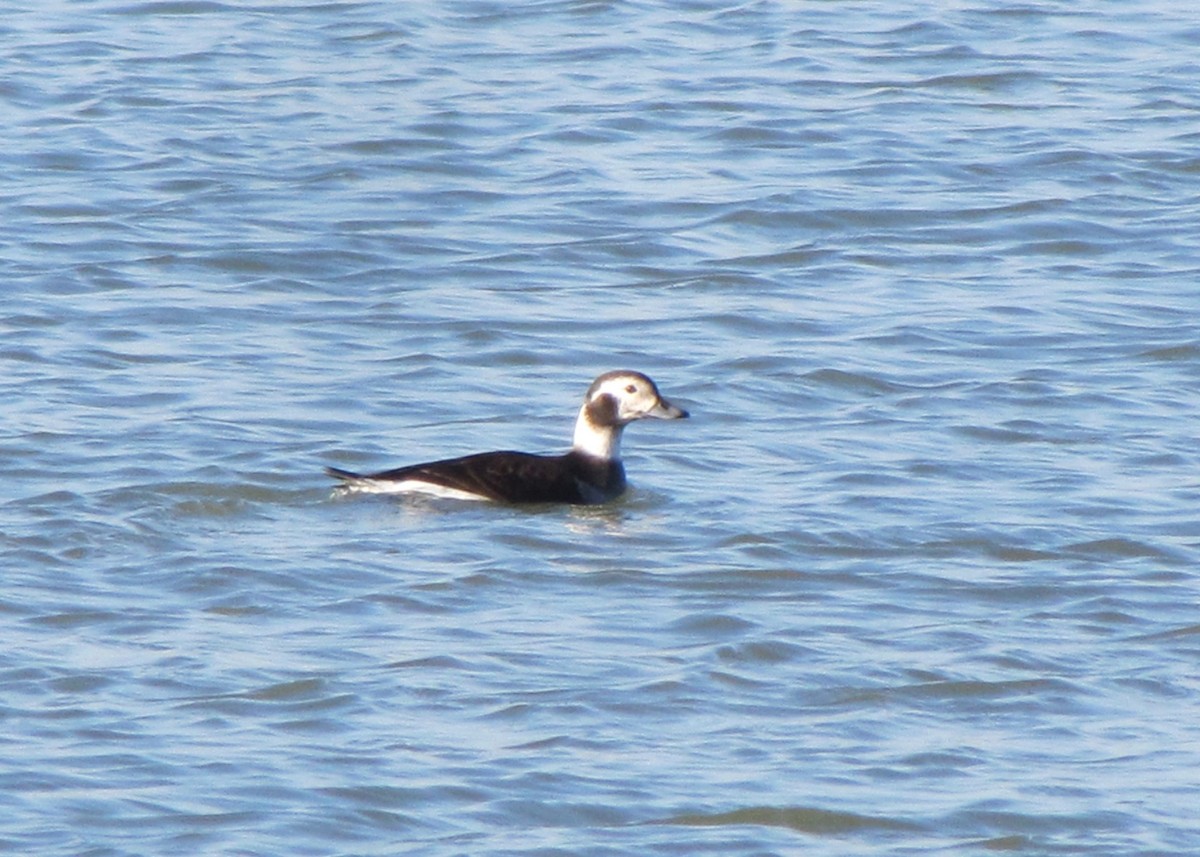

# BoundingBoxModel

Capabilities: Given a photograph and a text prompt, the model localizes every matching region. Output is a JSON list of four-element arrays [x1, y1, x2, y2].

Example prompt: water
[[4, 1, 1200, 854]]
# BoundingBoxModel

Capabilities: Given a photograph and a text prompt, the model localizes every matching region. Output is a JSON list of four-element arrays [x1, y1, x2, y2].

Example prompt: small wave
[[656, 805, 922, 835], [805, 368, 905, 396], [1062, 537, 1181, 562]]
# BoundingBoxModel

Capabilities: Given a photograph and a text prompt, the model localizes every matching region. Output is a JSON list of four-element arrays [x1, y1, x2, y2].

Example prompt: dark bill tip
[[656, 400, 688, 419]]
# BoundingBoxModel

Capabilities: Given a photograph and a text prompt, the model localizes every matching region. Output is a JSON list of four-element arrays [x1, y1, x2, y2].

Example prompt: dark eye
[[625, 384, 637, 393]]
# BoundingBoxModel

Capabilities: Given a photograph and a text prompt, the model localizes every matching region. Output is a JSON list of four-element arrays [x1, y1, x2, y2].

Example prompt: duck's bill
[[648, 398, 688, 419]]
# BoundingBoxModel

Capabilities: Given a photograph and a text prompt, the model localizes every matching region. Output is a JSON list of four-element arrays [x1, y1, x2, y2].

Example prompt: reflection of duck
[[326, 370, 688, 504]]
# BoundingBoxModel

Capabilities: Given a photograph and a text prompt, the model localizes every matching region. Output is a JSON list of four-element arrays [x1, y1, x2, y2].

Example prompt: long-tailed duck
[[325, 370, 688, 504]]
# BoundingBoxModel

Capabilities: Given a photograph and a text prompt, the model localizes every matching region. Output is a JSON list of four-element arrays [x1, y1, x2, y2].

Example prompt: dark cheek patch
[[586, 393, 620, 426]]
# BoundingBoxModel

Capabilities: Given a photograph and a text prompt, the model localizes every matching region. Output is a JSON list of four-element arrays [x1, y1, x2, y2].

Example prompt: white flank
[[335, 478, 488, 501]]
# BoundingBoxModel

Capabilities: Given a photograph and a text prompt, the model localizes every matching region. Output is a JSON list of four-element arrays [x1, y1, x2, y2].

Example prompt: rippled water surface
[[4, 1, 1200, 854]]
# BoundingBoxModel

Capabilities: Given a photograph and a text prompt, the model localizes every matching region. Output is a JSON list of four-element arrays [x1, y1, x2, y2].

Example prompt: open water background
[[4, 1, 1200, 854]]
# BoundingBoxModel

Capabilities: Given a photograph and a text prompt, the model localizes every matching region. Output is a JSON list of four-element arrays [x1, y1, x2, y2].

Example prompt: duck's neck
[[572, 404, 623, 461]]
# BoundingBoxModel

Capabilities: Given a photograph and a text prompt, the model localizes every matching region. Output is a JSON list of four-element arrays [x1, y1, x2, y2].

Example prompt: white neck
[[572, 404, 623, 460]]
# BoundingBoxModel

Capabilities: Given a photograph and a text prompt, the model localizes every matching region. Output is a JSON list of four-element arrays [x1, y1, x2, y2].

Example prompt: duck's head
[[583, 370, 689, 426], [572, 370, 688, 460]]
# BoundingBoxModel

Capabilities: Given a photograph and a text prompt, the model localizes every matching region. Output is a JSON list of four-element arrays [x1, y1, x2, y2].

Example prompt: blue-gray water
[[4, 2, 1200, 854]]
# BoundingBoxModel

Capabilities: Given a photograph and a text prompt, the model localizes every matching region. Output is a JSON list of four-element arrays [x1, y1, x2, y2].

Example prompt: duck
[[325, 370, 688, 504]]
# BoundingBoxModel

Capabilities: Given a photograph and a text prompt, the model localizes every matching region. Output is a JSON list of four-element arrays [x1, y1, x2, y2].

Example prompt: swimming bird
[[325, 370, 688, 504]]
